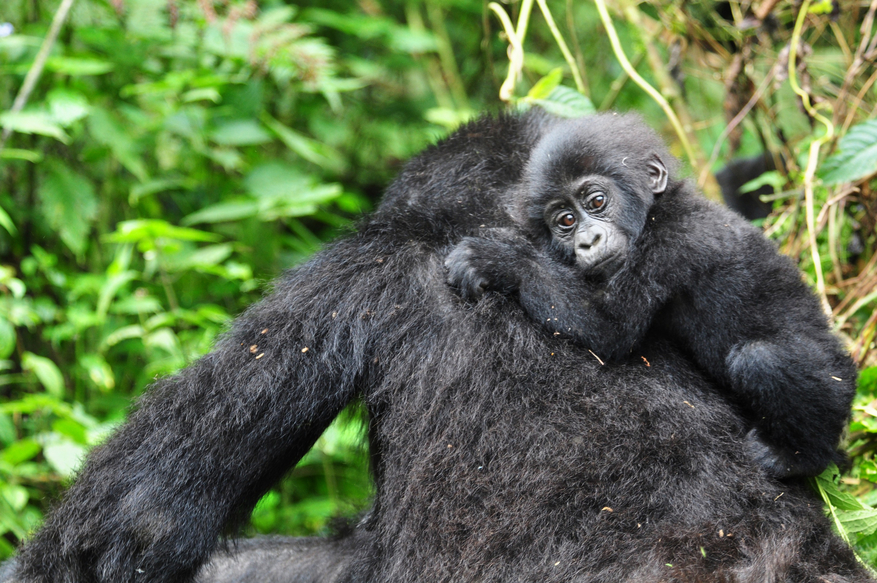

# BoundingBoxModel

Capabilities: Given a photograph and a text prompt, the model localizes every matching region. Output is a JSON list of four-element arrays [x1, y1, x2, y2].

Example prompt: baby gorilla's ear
[[647, 155, 668, 195]]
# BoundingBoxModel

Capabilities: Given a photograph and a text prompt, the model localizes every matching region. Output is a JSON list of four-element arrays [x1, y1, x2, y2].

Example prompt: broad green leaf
[[245, 163, 309, 199], [531, 86, 596, 119], [0, 484, 28, 512], [258, 184, 343, 220], [182, 200, 259, 225], [820, 120, 877, 185], [38, 165, 98, 258], [808, 0, 834, 13], [0, 414, 13, 445], [105, 220, 220, 244], [52, 418, 88, 444], [813, 466, 865, 511], [0, 204, 15, 234], [87, 108, 148, 181], [739, 171, 783, 194], [129, 177, 195, 202], [0, 319, 14, 359], [0, 111, 68, 143], [45, 56, 113, 76], [96, 271, 137, 319], [47, 88, 90, 126], [0, 439, 40, 465], [527, 69, 564, 101], [262, 114, 345, 172], [388, 28, 438, 53], [78, 354, 115, 392], [104, 324, 147, 347], [210, 120, 273, 146], [182, 88, 221, 103], [837, 508, 877, 535], [165, 244, 234, 271], [22, 352, 65, 398]]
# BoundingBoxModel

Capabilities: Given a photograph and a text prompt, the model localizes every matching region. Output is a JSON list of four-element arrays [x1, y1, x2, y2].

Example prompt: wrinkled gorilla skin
[[5, 111, 871, 583]]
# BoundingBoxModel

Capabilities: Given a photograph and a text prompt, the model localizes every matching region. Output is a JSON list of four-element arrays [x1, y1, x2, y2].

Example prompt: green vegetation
[[1, 0, 876, 564]]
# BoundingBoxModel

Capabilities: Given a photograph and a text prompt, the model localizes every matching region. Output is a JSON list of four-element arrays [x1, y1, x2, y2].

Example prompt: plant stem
[[534, 0, 585, 94], [0, 0, 77, 151], [592, 0, 696, 170], [788, 0, 832, 315]]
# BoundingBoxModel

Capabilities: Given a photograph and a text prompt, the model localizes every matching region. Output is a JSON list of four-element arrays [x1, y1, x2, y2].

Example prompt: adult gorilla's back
[[9, 112, 870, 583]]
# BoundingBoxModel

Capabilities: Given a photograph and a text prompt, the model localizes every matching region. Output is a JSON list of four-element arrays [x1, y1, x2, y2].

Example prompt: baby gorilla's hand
[[444, 230, 535, 301]]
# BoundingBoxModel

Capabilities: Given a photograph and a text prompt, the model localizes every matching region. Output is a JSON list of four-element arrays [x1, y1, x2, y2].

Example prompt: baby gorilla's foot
[[743, 429, 834, 479]]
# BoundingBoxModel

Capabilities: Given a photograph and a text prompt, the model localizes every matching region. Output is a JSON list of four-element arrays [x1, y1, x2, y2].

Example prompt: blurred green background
[[2, 0, 877, 565]]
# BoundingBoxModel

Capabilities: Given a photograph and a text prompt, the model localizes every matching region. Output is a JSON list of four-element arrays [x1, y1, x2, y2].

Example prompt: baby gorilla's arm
[[444, 228, 665, 359]]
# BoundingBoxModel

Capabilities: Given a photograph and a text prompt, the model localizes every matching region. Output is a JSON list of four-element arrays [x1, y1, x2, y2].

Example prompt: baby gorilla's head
[[521, 113, 681, 278]]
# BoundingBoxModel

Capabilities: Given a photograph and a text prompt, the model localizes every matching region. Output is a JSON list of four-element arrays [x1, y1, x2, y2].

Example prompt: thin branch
[[534, 0, 585, 94], [788, 0, 832, 316], [0, 0, 78, 151], [592, 0, 697, 169]]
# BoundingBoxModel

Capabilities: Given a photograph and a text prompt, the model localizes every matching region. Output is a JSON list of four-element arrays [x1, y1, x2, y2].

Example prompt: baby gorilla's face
[[523, 117, 670, 280], [541, 173, 632, 277]]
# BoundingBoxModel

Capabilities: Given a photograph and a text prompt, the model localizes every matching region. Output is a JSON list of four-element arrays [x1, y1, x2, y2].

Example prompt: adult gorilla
[[4, 110, 870, 583]]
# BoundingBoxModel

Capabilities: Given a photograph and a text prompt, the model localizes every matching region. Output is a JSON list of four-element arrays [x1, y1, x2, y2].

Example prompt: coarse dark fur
[[445, 113, 856, 479], [716, 153, 777, 221], [3, 110, 870, 583]]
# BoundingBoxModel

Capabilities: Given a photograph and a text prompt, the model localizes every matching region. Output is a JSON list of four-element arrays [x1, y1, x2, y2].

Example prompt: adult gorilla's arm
[[12, 237, 384, 583]]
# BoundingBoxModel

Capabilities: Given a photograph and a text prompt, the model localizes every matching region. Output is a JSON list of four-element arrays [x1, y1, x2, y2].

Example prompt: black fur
[[4, 110, 870, 583], [444, 113, 856, 479]]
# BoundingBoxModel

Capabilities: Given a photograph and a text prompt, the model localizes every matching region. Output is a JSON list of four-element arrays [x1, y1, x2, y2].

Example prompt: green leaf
[[105, 220, 221, 244], [38, 164, 98, 258], [45, 56, 114, 76], [527, 69, 564, 101], [813, 466, 865, 511], [0, 111, 68, 143], [820, 120, 877, 185], [262, 114, 345, 172], [87, 108, 148, 181], [837, 508, 877, 535], [0, 414, 14, 445], [0, 319, 15, 359], [0, 148, 42, 163], [210, 120, 273, 146], [0, 484, 28, 512], [47, 88, 90, 126], [104, 325, 147, 348], [530, 86, 596, 119], [0, 204, 15, 234], [245, 163, 309, 199], [0, 439, 40, 465], [739, 170, 783, 194], [808, 0, 834, 14], [181, 200, 259, 225], [22, 352, 65, 398]]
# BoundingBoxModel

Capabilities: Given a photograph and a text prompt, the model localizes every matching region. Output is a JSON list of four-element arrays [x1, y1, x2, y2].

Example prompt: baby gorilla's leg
[[726, 338, 848, 478]]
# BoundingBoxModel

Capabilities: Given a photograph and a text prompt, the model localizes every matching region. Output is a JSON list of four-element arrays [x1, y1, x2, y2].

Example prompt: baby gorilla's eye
[[557, 212, 576, 227], [586, 193, 606, 211]]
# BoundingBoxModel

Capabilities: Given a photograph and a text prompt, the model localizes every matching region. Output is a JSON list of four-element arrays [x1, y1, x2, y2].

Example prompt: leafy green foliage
[[820, 120, 877, 185]]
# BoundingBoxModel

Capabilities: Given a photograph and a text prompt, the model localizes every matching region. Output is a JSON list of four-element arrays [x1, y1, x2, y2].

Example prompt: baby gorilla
[[445, 112, 856, 479]]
